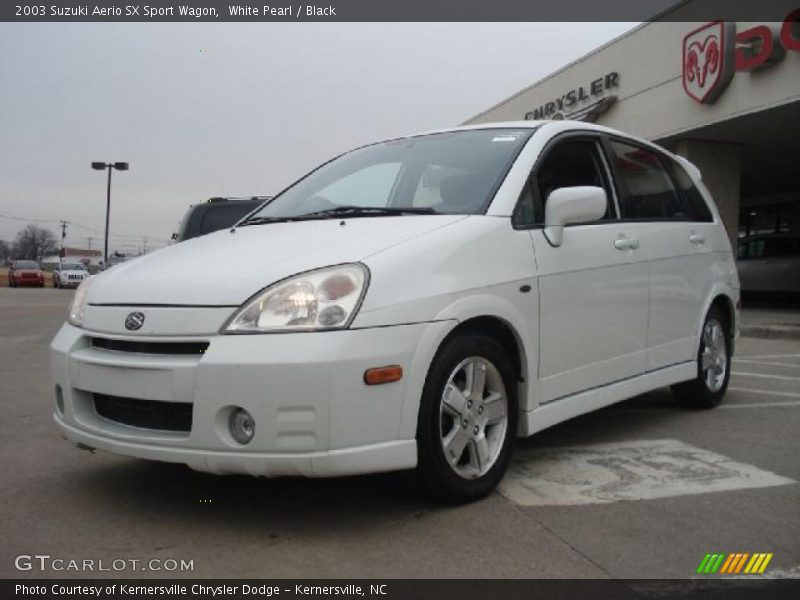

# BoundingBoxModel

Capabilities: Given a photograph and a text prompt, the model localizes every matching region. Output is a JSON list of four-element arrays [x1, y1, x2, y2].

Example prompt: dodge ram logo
[[124, 312, 145, 331], [682, 21, 735, 104]]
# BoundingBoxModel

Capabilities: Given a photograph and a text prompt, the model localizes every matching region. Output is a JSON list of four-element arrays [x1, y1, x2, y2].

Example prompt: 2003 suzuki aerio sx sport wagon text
[[51, 121, 739, 502]]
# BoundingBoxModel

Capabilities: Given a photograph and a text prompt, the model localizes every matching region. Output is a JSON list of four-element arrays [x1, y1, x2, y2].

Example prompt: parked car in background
[[51, 122, 739, 503], [737, 234, 800, 295], [173, 196, 271, 242], [8, 260, 45, 287], [53, 262, 89, 289]]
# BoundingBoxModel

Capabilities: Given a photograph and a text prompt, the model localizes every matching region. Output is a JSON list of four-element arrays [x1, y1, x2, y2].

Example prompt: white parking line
[[734, 359, 800, 368], [728, 387, 800, 399], [720, 401, 800, 409], [736, 353, 800, 360], [732, 371, 800, 381], [0, 303, 67, 308], [499, 439, 794, 507]]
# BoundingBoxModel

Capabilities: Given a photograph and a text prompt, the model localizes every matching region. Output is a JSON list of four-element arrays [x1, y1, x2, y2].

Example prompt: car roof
[[383, 120, 700, 181]]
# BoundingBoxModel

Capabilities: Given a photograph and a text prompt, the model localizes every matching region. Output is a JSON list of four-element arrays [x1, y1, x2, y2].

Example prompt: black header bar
[[2, 0, 800, 22]]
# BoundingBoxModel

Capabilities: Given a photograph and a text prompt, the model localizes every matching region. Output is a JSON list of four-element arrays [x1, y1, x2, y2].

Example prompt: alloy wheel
[[439, 356, 508, 479], [701, 318, 727, 393]]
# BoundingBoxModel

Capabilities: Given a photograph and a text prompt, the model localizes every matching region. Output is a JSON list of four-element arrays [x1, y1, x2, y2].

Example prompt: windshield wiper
[[237, 216, 297, 226], [297, 206, 438, 219], [238, 205, 437, 226]]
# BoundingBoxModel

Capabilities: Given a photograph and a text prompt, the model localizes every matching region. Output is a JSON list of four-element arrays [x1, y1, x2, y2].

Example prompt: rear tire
[[416, 330, 518, 504], [671, 305, 731, 409]]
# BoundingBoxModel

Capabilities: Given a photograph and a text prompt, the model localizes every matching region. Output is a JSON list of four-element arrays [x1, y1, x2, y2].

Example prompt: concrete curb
[[740, 325, 800, 341]]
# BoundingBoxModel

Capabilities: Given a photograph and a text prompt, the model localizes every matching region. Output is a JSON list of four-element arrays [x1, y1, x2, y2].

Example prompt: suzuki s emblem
[[124, 312, 145, 331], [682, 21, 735, 104]]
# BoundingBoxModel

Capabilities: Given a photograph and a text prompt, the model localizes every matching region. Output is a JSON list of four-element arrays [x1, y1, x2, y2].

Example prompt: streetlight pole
[[91, 161, 129, 266]]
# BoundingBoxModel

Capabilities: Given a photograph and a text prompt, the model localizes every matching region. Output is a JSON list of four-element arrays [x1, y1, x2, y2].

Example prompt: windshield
[[245, 129, 533, 222], [15, 261, 39, 269], [61, 263, 85, 270]]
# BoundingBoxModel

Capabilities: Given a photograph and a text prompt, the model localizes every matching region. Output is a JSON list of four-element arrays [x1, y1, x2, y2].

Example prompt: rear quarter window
[[668, 160, 713, 222], [609, 140, 686, 221]]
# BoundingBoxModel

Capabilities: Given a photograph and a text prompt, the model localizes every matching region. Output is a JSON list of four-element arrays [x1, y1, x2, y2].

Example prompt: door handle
[[614, 237, 640, 251], [689, 233, 706, 245]]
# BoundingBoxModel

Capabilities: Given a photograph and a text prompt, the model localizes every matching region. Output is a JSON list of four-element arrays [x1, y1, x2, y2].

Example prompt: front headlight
[[223, 264, 369, 334], [68, 275, 95, 327]]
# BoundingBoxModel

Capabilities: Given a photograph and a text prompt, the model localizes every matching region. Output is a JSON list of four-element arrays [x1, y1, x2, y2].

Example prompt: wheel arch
[[696, 289, 739, 357], [399, 294, 536, 442]]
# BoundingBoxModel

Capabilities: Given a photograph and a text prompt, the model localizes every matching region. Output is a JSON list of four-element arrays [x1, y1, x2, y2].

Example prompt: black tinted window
[[668, 160, 713, 222], [611, 141, 685, 220], [200, 204, 257, 235], [516, 139, 613, 226]]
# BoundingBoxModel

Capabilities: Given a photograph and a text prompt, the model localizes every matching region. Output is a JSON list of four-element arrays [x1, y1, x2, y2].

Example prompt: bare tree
[[0, 240, 10, 264], [12, 225, 58, 261]]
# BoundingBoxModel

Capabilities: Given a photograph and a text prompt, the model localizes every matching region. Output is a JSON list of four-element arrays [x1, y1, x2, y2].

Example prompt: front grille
[[94, 394, 192, 432], [91, 337, 209, 355]]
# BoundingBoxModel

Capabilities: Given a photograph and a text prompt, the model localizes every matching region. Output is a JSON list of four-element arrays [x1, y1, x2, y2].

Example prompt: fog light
[[54, 385, 64, 415], [229, 408, 255, 445]]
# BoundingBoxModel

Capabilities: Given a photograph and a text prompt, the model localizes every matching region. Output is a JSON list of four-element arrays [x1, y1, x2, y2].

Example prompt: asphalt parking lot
[[1, 288, 798, 579]]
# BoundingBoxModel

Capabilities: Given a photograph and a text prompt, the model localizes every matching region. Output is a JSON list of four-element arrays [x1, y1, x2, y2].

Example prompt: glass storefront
[[739, 201, 800, 237]]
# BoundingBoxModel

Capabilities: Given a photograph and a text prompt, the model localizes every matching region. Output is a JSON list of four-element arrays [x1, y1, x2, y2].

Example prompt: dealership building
[[467, 3, 800, 248]]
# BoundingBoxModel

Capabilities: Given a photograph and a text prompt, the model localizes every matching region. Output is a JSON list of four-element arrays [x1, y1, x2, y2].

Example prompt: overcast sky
[[0, 22, 635, 254]]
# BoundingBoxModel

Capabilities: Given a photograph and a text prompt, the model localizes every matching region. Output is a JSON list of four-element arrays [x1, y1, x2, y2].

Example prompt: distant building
[[466, 1, 800, 244]]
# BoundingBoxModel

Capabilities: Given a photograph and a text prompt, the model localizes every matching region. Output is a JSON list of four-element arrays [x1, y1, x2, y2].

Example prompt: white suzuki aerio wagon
[[51, 121, 739, 503]]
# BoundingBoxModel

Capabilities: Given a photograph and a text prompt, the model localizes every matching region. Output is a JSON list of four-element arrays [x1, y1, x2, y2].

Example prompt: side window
[[668, 160, 713, 222], [515, 138, 614, 227], [610, 140, 686, 220]]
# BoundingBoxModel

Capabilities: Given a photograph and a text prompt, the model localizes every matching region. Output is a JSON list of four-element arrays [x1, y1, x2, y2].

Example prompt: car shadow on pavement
[[69, 457, 434, 536]]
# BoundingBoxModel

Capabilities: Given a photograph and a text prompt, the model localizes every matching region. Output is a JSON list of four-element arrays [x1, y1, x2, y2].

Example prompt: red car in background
[[8, 260, 45, 287]]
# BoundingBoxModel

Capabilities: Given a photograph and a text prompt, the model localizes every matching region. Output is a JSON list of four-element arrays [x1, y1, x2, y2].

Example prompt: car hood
[[88, 215, 467, 306], [59, 270, 87, 276], [15, 270, 42, 275]]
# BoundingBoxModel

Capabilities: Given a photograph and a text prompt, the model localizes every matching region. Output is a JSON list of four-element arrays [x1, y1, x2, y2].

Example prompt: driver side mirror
[[543, 186, 607, 246]]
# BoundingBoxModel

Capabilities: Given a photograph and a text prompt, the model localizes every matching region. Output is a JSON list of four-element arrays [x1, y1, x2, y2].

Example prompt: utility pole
[[59, 220, 68, 267]]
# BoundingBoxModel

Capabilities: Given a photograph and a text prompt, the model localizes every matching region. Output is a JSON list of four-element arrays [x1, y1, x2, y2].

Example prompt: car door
[[605, 139, 714, 371], [516, 134, 649, 403]]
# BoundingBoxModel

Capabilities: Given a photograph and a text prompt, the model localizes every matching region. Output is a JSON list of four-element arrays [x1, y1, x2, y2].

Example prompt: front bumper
[[13, 278, 43, 286], [59, 278, 85, 288], [50, 317, 451, 477]]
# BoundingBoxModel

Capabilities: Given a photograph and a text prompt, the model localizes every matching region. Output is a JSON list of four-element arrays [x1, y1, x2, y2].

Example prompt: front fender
[[396, 284, 539, 440]]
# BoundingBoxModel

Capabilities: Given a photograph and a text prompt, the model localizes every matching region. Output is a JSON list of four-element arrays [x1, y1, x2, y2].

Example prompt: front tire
[[416, 331, 518, 504], [671, 306, 731, 408]]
